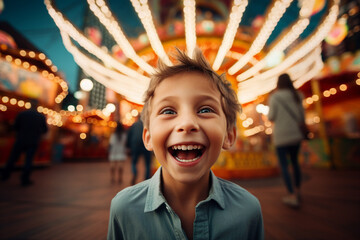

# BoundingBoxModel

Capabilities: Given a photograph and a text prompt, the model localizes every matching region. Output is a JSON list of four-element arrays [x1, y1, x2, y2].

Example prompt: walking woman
[[268, 73, 305, 208]]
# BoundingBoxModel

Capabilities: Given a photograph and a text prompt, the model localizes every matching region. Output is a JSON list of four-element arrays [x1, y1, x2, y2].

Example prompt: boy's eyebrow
[[194, 94, 221, 103], [153, 94, 221, 105]]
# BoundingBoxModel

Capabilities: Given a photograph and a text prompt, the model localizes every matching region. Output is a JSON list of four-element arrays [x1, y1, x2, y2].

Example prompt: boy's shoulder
[[110, 180, 150, 213], [215, 176, 260, 208]]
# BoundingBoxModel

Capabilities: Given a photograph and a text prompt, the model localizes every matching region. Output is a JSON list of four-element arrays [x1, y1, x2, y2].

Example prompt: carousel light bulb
[[2, 96, 9, 103], [339, 84, 347, 91], [14, 58, 21, 65], [68, 105, 75, 112], [74, 91, 85, 99], [131, 109, 139, 117], [239, 113, 247, 120], [45, 59, 52, 65], [102, 109, 111, 117], [313, 116, 320, 123], [39, 53, 46, 60], [29, 51, 36, 58], [76, 105, 84, 111], [80, 133, 87, 139], [265, 128, 273, 135], [5, 55, 12, 62], [80, 78, 94, 92], [25, 102, 31, 109], [265, 121, 272, 127], [18, 100, 25, 107], [312, 95, 319, 101], [0, 104, 7, 112], [10, 98, 17, 105], [105, 103, 116, 112]]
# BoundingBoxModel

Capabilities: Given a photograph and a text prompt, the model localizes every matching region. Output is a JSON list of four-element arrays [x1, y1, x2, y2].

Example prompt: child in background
[[108, 122, 127, 184], [107, 48, 264, 240]]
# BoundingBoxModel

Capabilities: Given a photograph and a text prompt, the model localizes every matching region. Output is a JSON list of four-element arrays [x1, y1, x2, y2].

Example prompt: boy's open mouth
[[168, 144, 205, 163]]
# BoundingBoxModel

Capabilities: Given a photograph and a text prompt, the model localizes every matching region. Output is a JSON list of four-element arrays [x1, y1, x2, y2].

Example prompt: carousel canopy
[[45, 0, 341, 105]]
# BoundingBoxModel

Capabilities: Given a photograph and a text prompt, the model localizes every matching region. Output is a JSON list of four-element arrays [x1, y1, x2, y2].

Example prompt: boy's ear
[[222, 126, 236, 150], [142, 127, 153, 151]]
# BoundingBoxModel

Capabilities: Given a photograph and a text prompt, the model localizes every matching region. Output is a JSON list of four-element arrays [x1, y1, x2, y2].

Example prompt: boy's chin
[[165, 169, 210, 184]]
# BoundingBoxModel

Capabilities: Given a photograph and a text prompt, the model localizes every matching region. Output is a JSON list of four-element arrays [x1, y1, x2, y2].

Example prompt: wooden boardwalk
[[1, 159, 359, 240]]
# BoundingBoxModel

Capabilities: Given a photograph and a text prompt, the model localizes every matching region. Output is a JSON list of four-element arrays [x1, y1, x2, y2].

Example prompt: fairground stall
[[0, 21, 68, 166]]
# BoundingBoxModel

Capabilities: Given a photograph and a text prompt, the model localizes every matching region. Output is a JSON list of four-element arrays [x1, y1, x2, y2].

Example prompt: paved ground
[[0, 159, 359, 239]]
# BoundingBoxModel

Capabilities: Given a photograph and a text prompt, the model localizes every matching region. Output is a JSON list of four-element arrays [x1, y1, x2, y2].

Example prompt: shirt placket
[[165, 203, 188, 240], [193, 203, 209, 240]]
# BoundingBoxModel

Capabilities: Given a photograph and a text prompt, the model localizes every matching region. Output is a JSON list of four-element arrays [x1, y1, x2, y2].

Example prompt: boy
[[107, 48, 264, 240]]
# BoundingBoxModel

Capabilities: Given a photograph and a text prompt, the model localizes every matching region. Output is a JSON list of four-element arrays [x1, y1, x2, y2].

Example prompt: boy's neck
[[161, 170, 211, 205], [160, 170, 212, 240]]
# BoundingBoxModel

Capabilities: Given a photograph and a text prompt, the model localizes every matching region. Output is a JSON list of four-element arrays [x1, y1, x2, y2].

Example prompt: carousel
[[43, 0, 360, 177]]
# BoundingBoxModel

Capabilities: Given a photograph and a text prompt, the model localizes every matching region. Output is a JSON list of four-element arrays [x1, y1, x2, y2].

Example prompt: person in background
[[126, 115, 152, 185], [1, 99, 48, 186], [107, 48, 264, 240], [108, 122, 127, 184], [268, 73, 305, 208]]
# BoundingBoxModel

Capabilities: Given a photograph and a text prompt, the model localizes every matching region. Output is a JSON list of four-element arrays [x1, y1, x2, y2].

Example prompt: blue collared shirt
[[107, 167, 264, 240]]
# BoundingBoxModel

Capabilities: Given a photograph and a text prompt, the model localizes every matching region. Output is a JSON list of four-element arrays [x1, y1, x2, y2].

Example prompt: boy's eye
[[160, 108, 176, 115], [198, 107, 214, 114]]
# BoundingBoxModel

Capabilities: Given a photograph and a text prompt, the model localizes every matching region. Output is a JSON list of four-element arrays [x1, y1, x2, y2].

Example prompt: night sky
[[0, 0, 141, 92]]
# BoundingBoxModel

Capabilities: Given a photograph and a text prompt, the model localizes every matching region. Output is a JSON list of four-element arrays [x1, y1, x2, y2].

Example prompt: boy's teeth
[[175, 157, 199, 163], [170, 144, 205, 163], [172, 145, 202, 150]]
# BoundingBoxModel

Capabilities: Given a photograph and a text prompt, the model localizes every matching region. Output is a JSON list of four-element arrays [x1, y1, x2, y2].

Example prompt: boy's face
[[143, 72, 236, 184]]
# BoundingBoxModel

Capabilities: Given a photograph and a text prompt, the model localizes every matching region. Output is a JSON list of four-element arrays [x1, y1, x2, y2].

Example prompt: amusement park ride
[[1, 0, 359, 176], [44, 0, 340, 105]]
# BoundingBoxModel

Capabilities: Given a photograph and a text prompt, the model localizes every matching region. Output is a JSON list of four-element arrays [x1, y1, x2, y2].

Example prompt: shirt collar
[[144, 167, 225, 213], [144, 167, 166, 213], [207, 170, 225, 209]]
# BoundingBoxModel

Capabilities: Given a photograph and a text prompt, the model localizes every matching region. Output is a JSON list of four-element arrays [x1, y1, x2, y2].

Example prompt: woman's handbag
[[298, 122, 310, 140]]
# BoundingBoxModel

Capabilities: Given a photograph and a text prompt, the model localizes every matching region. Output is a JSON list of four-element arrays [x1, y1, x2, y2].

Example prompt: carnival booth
[[55, 108, 118, 161], [298, 57, 360, 169], [0, 21, 68, 166]]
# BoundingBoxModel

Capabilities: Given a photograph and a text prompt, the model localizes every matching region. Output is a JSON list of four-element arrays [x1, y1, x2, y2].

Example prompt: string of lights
[[44, 0, 340, 106]]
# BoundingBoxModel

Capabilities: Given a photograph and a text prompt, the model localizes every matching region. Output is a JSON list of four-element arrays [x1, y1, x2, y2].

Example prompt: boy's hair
[[141, 47, 241, 130]]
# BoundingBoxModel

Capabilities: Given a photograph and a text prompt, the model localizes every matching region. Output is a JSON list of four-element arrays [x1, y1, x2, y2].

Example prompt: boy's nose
[[176, 114, 199, 133]]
